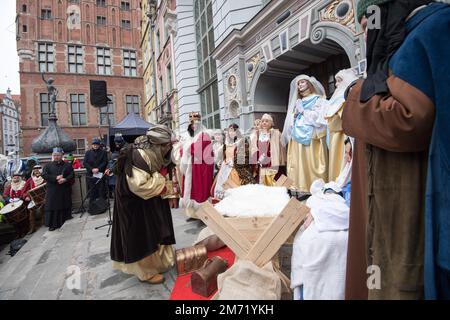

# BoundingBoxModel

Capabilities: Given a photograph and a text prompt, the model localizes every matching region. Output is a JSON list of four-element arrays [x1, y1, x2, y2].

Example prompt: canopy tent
[[109, 113, 154, 136]]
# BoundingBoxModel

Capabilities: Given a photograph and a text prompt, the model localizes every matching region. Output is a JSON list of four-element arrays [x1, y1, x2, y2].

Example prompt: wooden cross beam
[[196, 198, 309, 267], [275, 175, 294, 188]]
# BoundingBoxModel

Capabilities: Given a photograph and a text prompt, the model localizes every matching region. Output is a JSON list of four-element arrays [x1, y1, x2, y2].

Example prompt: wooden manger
[[197, 175, 309, 267]]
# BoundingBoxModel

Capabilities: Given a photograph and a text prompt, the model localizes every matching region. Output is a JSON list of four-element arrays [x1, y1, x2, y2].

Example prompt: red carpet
[[169, 247, 236, 300]]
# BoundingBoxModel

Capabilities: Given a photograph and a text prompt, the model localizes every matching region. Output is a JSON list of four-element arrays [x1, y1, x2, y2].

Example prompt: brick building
[[16, 0, 144, 156]]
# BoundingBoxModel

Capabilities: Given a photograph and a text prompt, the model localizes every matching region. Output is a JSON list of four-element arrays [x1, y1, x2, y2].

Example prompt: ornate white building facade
[[173, 0, 365, 131], [0, 89, 21, 156]]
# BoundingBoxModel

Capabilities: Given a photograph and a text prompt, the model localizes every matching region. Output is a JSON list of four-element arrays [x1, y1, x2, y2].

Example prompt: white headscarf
[[325, 69, 358, 118], [282, 75, 326, 146], [335, 136, 354, 188]]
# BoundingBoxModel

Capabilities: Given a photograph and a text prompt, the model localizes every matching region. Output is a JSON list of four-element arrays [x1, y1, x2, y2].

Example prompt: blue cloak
[[389, 3, 450, 299]]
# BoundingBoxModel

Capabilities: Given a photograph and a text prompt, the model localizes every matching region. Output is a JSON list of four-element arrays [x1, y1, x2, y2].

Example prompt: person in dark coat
[[105, 134, 128, 198], [83, 138, 108, 202], [111, 125, 176, 285], [42, 148, 75, 231]]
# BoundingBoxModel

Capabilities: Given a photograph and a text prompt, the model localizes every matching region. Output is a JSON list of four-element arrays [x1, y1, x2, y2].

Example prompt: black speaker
[[88, 198, 109, 215], [89, 80, 109, 107]]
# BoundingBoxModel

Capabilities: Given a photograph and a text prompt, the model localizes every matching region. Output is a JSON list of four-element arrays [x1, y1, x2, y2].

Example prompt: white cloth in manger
[[214, 184, 290, 217]]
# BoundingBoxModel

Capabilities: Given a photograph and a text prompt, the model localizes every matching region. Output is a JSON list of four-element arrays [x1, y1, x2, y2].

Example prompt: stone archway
[[251, 37, 351, 130]]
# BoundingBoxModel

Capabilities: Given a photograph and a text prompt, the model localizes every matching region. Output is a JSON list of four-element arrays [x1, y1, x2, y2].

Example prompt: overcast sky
[[0, 0, 20, 95]]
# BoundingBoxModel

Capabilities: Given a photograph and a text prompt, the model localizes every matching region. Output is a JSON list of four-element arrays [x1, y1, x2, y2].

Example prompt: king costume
[[111, 125, 176, 284], [179, 113, 214, 219]]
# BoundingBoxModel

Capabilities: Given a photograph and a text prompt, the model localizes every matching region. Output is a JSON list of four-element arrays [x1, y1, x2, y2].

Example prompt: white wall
[[212, 0, 264, 129], [174, 0, 202, 131]]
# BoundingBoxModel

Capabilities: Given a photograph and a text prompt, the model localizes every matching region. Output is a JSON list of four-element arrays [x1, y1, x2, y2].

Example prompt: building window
[[100, 95, 115, 125], [38, 43, 54, 72], [22, 4, 27, 13], [58, 21, 63, 41], [156, 30, 161, 57], [157, 76, 163, 104], [151, 75, 156, 98], [68, 45, 83, 73], [145, 77, 154, 102], [75, 138, 86, 155], [41, 9, 52, 20], [126, 95, 139, 115], [96, 0, 106, 7], [96, 16, 107, 26], [279, 29, 289, 54], [200, 81, 220, 129], [121, 1, 130, 10], [167, 64, 173, 92], [86, 24, 91, 43], [40, 93, 51, 126], [121, 19, 131, 29], [194, 0, 219, 129], [70, 94, 87, 126], [97, 47, 111, 75], [58, 0, 63, 17], [123, 50, 137, 76], [112, 9, 116, 24], [22, 25, 27, 33]]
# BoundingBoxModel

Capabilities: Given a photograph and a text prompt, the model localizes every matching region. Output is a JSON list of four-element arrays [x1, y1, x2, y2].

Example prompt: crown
[[189, 112, 201, 122]]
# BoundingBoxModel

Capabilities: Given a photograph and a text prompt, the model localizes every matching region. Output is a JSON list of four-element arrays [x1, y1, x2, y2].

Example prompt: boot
[[27, 209, 36, 235], [39, 206, 45, 227]]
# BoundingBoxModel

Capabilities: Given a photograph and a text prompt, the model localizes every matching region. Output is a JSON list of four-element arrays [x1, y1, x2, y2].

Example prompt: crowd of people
[[110, 0, 450, 300], [0, 135, 126, 235]]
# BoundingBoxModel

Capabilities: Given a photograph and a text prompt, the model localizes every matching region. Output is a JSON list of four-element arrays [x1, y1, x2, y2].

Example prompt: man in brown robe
[[342, 0, 436, 299], [110, 125, 176, 284]]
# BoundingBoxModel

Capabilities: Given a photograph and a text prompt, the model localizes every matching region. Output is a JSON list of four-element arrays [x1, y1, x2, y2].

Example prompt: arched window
[[58, 0, 63, 17], [86, 24, 91, 43], [22, 4, 27, 13], [112, 8, 116, 25], [86, 4, 90, 21], [58, 21, 63, 41], [112, 28, 117, 47]]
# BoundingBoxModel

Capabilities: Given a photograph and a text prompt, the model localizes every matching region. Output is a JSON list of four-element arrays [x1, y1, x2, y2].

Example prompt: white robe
[[291, 181, 349, 300]]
